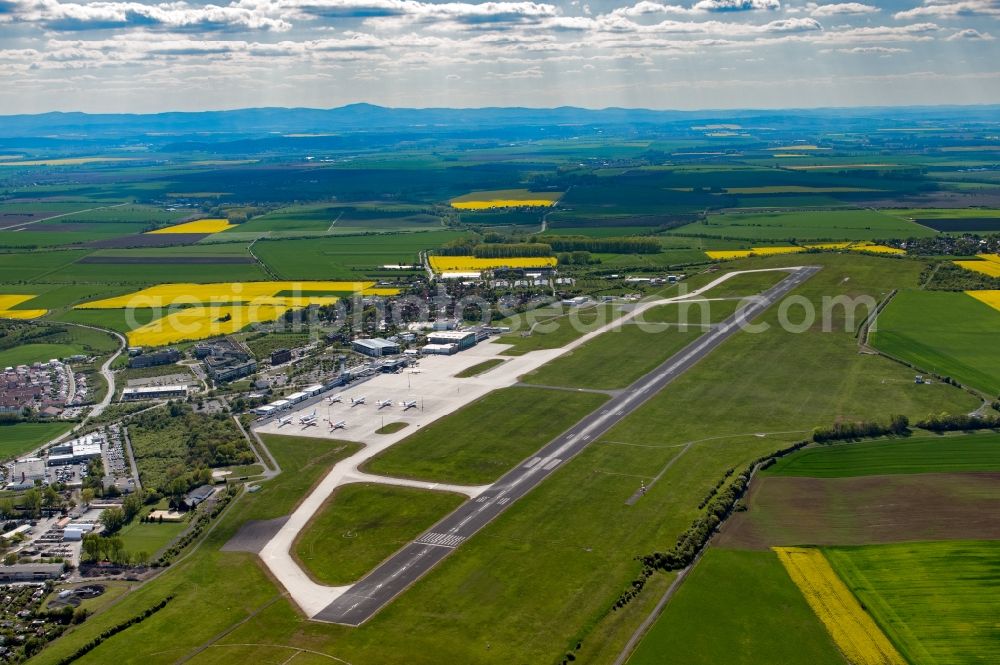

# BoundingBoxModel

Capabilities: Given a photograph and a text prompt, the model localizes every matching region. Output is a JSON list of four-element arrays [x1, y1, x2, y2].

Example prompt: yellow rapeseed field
[[850, 244, 906, 255], [804, 242, 854, 249], [76, 281, 398, 309], [965, 290, 1000, 313], [980, 253, 1000, 264], [0, 294, 47, 320], [428, 256, 558, 272], [127, 304, 290, 347], [146, 218, 235, 234], [452, 199, 558, 210], [774, 547, 906, 665], [705, 247, 805, 260], [954, 260, 1000, 278], [450, 189, 562, 210]]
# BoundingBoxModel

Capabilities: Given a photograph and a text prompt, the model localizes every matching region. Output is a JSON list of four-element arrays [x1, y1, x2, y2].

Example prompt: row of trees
[[473, 243, 552, 258], [613, 440, 810, 611], [53, 596, 174, 665], [916, 412, 1000, 431], [534, 235, 662, 254], [812, 414, 910, 443]]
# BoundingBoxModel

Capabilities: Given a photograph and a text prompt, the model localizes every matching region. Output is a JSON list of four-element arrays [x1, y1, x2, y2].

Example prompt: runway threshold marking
[[417, 533, 466, 548]]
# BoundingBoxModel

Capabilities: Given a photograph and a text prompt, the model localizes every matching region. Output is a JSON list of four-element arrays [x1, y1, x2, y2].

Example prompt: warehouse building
[[352, 338, 400, 358], [121, 384, 189, 401]]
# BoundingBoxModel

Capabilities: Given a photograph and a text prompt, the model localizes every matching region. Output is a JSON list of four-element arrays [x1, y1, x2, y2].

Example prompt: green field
[[363, 387, 608, 484], [871, 289, 1000, 396], [0, 422, 70, 460], [602, 256, 978, 450], [695, 269, 787, 298], [251, 231, 463, 279], [0, 250, 89, 281], [520, 299, 748, 390], [0, 343, 83, 366], [669, 209, 933, 241], [118, 518, 188, 558], [521, 321, 701, 389], [768, 433, 1000, 477], [825, 540, 1000, 665], [294, 484, 464, 585], [498, 303, 625, 355], [627, 549, 846, 665]]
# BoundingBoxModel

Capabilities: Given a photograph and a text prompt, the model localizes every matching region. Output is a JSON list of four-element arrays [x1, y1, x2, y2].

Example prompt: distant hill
[[1, 103, 998, 139]]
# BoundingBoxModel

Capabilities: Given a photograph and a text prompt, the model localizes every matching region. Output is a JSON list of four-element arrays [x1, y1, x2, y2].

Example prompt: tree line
[[916, 412, 1000, 431], [53, 596, 174, 665], [812, 414, 910, 443], [612, 440, 810, 611], [533, 235, 662, 254]]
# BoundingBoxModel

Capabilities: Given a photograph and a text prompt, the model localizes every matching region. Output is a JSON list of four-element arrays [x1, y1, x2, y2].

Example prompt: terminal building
[[121, 384, 189, 401], [352, 338, 400, 358]]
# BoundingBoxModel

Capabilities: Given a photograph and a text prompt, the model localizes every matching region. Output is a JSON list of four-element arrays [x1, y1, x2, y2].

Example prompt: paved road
[[314, 265, 820, 625]]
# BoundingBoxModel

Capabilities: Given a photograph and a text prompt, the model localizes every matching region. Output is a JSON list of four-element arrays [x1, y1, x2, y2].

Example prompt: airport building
[[353, 338, 400, 358], [121, 384, 189, 401], [426, 330, 478, 351]]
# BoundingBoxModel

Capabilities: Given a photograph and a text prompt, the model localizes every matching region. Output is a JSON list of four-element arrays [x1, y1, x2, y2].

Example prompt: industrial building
[[183, 484, 216, 509], [121, 384, 189, 401], [427, 330, 478, 351], [271, 348, 292, 365], [0, 563, 64, 583], [353, 338, 400, 358], [47, 433, 103, 466], [5, 458, 46, 490]]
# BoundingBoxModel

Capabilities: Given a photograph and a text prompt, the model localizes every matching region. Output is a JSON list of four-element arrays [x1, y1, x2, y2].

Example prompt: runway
[[313, 265, 821, 625]]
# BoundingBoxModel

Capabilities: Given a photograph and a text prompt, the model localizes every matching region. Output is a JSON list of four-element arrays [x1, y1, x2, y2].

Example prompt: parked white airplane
[[299, 410, 317, 426], [351, 395, 366, 406], [401, 400, 417, 411], [328, 393, 343, 404], [376, 399, 392, 409], [330, 420, 347, 431], [277, 415, 293, 427]]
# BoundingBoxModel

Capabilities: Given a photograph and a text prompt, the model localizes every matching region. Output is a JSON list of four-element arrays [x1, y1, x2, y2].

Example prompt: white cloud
[[807, 3, 878, 17], [488, 65, 543, 78], [691, 0, 779, 11], [835, 45, 910, 53], [894, 0, 1000, 20], [2, 0, 291, 31], [947, 27, 994, 39]]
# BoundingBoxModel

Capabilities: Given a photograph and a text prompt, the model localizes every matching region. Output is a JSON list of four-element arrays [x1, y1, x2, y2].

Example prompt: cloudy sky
[[0, 0, 997, 113]]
